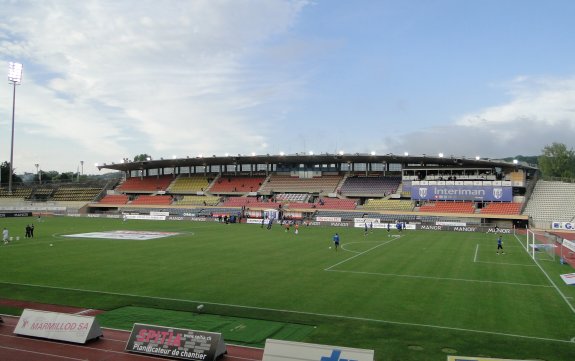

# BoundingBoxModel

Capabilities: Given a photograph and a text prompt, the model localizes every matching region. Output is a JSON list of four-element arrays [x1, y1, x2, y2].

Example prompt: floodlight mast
[[7, 62, 23, 195]]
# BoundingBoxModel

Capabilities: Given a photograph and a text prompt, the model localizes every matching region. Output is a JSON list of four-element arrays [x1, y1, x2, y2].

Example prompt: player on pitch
[[497, 236, 505, 255], [333, 233, 340, 251]]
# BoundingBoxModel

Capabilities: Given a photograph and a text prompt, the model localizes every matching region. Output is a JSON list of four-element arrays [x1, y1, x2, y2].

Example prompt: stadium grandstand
[[2, 152, 572, 234], [34, 152, 531, 229]]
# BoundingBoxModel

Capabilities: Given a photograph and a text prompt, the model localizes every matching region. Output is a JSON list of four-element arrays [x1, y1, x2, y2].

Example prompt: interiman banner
[[411, 185, 512, 201]]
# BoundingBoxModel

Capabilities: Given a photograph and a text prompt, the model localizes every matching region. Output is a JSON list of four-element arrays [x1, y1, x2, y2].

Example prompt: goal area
[[525, 229, 561, 262]]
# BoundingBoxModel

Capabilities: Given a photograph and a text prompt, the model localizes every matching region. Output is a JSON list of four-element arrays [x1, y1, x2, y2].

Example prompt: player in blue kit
[[497, 236, 505, 255], [332, 233, 340, 251]]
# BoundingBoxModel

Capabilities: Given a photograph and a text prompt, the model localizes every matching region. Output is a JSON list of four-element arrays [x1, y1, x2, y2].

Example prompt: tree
[[57, 172, 72, 181], [0, 162, 9, 186], [0, 161, 23, 186], [134, 154, 152, 162], [41, 171, 59, 183], [538, 142, 575, 179]]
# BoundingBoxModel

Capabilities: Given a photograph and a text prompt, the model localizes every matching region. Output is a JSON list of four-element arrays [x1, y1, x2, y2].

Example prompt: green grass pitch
[[0, 216, 574, 360]]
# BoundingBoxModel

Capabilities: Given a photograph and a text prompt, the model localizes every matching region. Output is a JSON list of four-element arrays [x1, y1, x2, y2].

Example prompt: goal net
[[526, 229, 559, 262]]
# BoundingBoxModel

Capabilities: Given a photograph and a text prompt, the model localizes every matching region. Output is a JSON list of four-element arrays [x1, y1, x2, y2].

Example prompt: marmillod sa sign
[[14, 309, 103, 343]]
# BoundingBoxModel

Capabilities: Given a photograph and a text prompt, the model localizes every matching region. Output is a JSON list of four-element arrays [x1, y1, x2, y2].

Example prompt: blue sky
[[0, 0, 574, 173]]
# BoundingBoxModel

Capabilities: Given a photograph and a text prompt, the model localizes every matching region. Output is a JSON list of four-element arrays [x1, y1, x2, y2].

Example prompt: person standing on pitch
[[2, 228, 9, 245], [497, 236, 504, 255], [333, 233, 340, 251]]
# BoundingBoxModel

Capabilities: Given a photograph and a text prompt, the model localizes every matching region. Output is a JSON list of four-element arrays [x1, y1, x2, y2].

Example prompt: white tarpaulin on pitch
[[262, 339, 374, 361], [560, 273, 575, 286]]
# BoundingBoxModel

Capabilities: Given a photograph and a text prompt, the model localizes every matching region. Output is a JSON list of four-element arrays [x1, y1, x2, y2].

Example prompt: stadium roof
[[97, 153, 537, 173]]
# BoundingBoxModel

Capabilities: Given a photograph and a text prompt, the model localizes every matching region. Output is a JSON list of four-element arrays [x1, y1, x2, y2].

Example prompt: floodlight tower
[[78, 160, 84, 182], [8, 62, 23, 194]]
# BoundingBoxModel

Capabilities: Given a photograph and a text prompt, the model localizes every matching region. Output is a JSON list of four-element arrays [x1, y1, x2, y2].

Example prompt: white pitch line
[[74, 308, 93, 315], [325, 236, 402, 271], [1, 281, 571, 344], [341, 241, 386, 254], [474, 243, 535, 266], [474, 244, 479, 262], [339, 245, 361, 254], [325, 269, 552, 288], [474, 261, 536, 267], [514, 234, 575, 314]]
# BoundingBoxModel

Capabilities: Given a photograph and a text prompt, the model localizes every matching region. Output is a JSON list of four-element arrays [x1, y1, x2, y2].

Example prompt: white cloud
[[382, 76, 575, 158], [0, 0, 310, 172], [458, 76, 575, 129]]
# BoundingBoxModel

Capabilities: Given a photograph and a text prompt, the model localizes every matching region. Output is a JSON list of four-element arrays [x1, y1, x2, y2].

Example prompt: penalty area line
[[340, 241, 385, 254], [325, 269, 551, 288], [325, 236, 403, 271]]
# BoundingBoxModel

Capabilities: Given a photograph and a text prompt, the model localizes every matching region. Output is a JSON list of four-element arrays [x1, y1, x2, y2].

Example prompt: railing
[[521, 171, 540, 214]]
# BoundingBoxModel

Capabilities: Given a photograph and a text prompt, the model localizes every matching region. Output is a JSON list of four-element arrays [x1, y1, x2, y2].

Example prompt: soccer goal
[[526, 229, 559, 261]]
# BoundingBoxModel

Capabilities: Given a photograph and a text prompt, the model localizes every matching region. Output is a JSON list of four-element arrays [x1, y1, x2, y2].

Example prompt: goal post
[[526, 228, 558, 262]]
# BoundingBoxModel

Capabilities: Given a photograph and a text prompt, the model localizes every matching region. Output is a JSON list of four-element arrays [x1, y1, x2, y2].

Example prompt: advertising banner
[[0, 212, 33, 217], [417, 225, 512, 233], [354, 218, 381, 224], [14, 309, 102, 343], [436, 221, 467, 227], [551, 221, 575, 230], [354, 222, 416, 230], [126, 323, 226, 361], [247, 218, 271, 225], [124, 214, 166, 221], [411, 185, 512, 201], [316, 216, 342, 222], [262, 339, 374, 361]]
